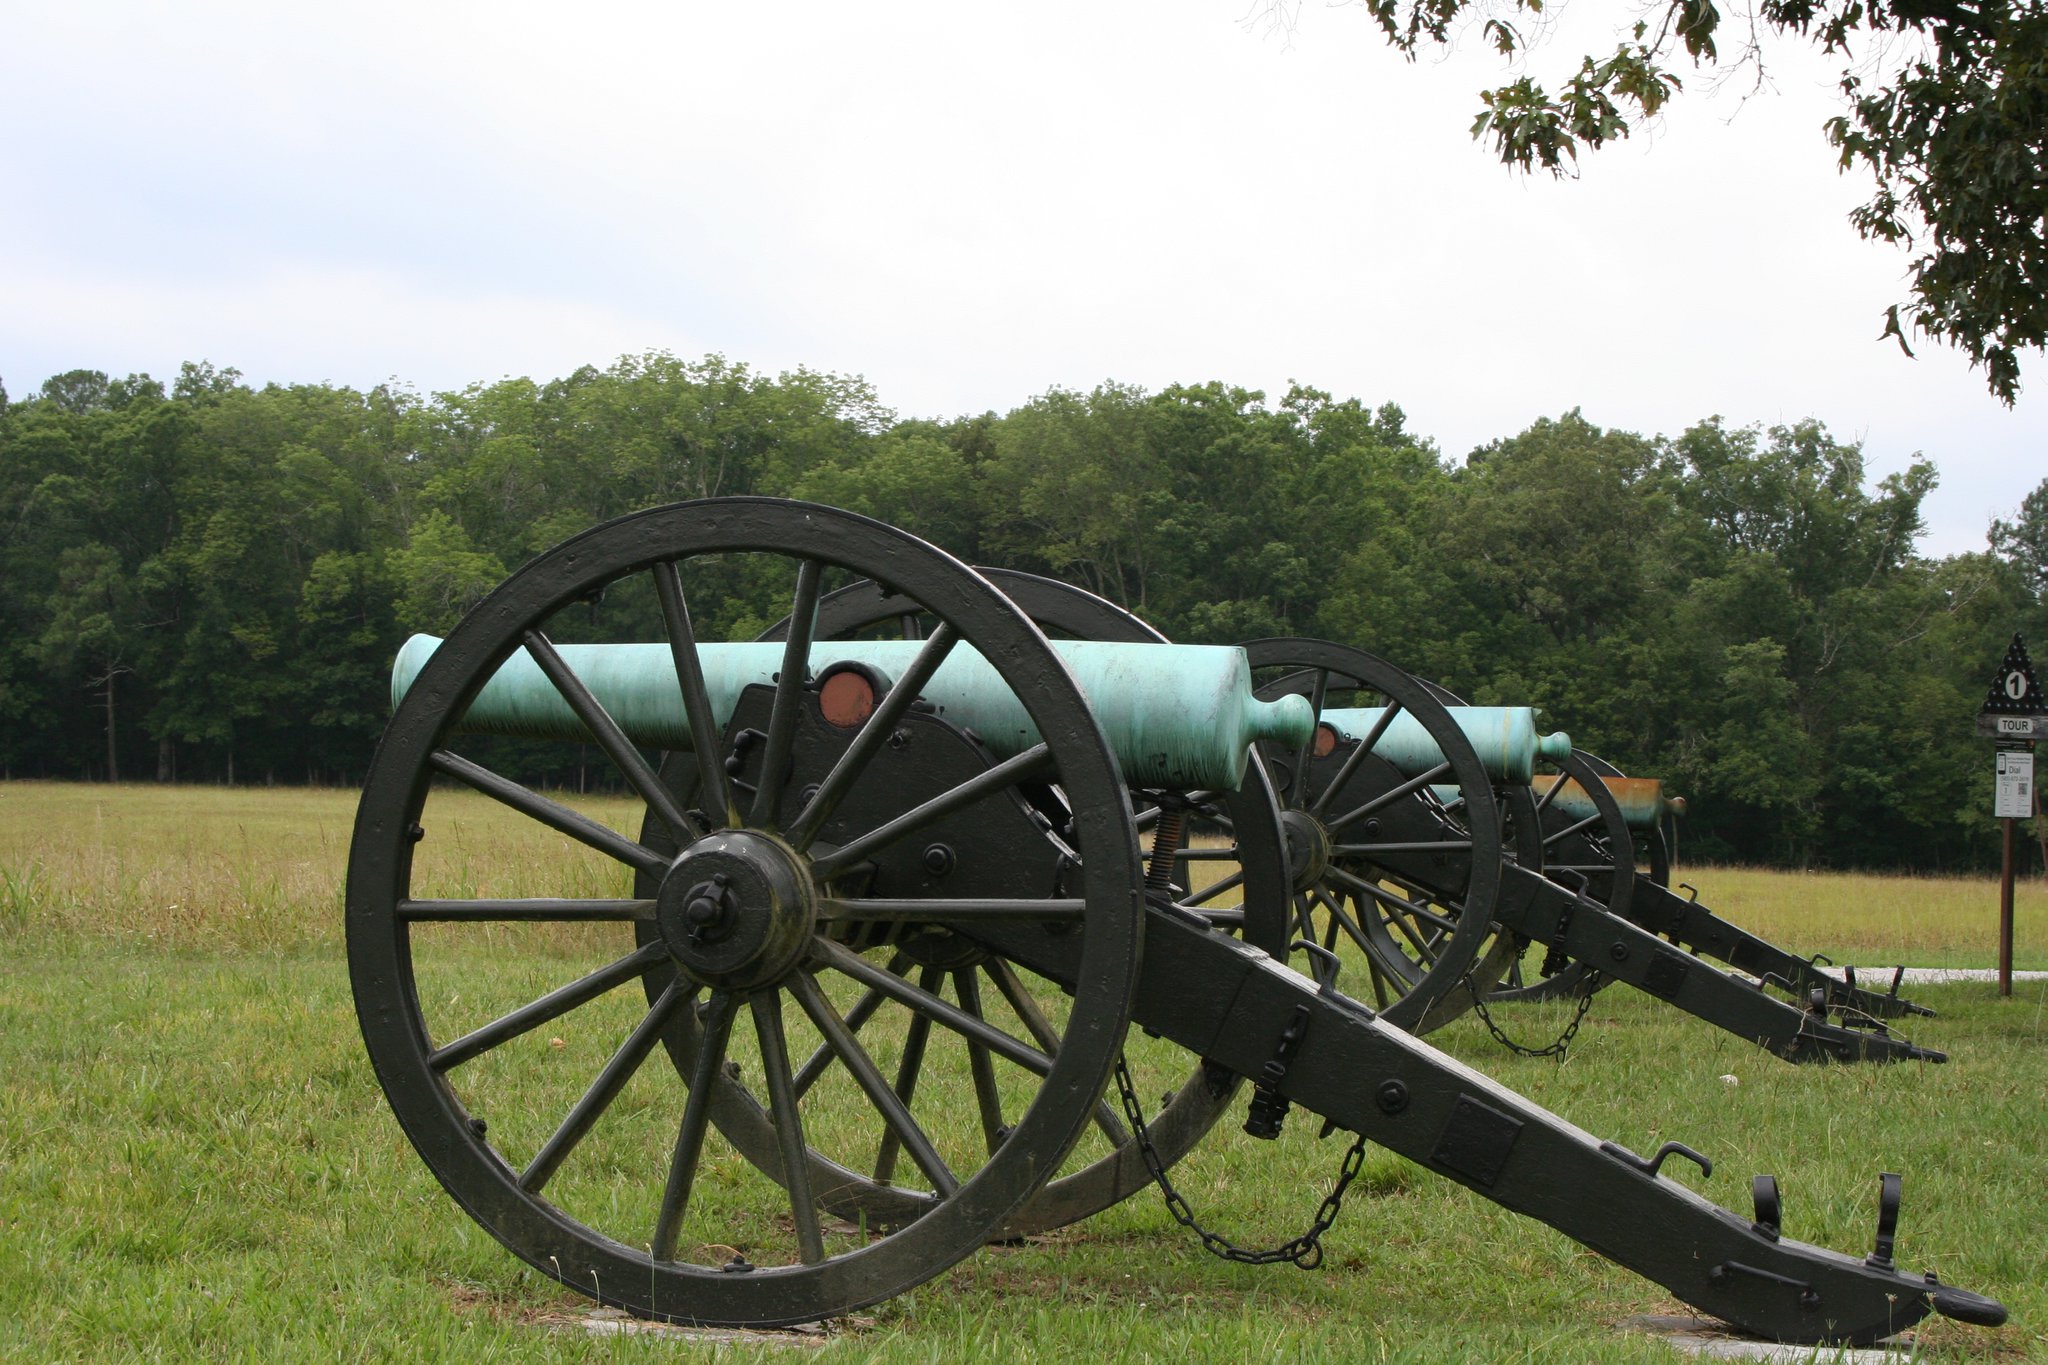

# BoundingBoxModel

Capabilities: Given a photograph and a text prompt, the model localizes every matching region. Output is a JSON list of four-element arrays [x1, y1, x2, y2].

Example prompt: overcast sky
[[4, 1, 2040, 555]]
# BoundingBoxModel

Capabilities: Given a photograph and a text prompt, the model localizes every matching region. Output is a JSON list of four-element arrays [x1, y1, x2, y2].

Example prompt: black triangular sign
[[1980, 632, 2046, 715]]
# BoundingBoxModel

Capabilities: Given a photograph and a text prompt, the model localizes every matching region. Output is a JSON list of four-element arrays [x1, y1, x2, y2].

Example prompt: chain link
[[1466, 968, 1602, 1059], [1112, 1054, 1367, 1269]]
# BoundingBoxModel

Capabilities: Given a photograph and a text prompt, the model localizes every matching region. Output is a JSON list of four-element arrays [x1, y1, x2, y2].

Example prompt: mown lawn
[[1, 783, 2042, 1361]]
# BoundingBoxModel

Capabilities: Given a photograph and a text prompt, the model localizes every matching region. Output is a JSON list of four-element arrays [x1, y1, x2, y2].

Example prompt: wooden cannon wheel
[[1337, 669, 1640, 1015], [1238, 638, 1504, 1031], [652, 569, 1294, 1237], [346, 499, 1146, 1327], [1475, 747, 1668, 1005]]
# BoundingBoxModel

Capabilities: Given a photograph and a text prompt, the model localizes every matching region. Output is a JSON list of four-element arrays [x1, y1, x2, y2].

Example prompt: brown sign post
[[1977, 633, 2044, 997]]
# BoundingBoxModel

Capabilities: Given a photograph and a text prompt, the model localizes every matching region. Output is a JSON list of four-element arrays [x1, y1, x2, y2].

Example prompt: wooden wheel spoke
[[789, 970, 958, 1196], [953, 968, 1008, 1156], [1318, 884, 1426, 983], [814, 940, 1051, 1076], [429, 942, 668, 1072], [1292, 891, 1322, 944], [875, 966, 943, 1185], [1541, 810, 1606, 848], [816, 896, 1085, 925], [522, 627, 700, 845], [983, 959, 1128, 1147], [791, 952, 907, 1097], [750, 990, 826, 1264], [749, 558, 826, 827], [1310, 884, 1376, 956], [787, 623, 961, 851], [1363, 951, 1396, 1008], [1387, 905, 1442, 963], [1308, 700, 1403, 818], [429, 750, 666, 875], [1328, 866, 1463, 936], [651, 989, 740, 1261], [521, 980, 693, 1193], [401, 898, 654, 922], [1287, 668, 1330, 806], [1182, 869, 1244, 908], [1325, 759, 1454, 837], [1332, 840, 1473, 856], [652, 560, 738, 829], [809, 742, 1055, 880]]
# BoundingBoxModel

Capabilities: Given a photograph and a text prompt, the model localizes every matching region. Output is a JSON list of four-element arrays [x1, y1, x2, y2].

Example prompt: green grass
[[2, 783, 2045, 1361]]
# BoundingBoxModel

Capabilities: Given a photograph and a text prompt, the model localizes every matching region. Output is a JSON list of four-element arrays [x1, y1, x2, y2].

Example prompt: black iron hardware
[[1600, 1140, 1713, 1181], [1867, 1172, 1902, 1270], [1711, 1260, 1820, 1311], [1752, 1174, 1782, 1241], [1243, 1005, 1311, 1140], [1115, 1052, 1368, 1270]]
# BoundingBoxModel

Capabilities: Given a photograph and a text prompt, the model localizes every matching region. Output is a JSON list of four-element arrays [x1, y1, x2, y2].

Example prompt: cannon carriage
[[347, 498, 2003, 1343]]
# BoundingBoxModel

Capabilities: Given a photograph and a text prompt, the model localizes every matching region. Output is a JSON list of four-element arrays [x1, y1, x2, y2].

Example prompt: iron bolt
[[1609, 942, 1630, 963], [922, 843, 956, 876], [1375, 1079, 1409, 1115], [684, 873, 736, 944]]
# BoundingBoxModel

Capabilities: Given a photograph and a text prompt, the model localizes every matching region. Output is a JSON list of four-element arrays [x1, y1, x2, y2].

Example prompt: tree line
[[3, 353, 2043, 870]]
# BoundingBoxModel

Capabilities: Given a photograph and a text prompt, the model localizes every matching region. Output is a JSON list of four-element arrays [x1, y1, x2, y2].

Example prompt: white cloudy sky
[[4, 1, 2040, 554]]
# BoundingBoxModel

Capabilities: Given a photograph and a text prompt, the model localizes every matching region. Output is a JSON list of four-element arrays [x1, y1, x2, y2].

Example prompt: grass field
[[2, 782, 2044, 1362]]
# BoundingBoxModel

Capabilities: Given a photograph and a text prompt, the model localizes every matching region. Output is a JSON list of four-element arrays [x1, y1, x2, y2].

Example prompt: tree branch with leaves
[[1258, 0, 2047, 401]]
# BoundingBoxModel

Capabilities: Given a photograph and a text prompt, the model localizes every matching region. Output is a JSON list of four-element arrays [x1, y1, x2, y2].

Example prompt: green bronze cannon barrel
[[1320, 706, 1569, 784], [1530, 773, 1686, 829], [391, 633, 1313, 791]]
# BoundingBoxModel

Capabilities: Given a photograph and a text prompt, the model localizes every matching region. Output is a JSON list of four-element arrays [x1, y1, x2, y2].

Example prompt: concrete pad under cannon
[[1618, 1314, 1913, 1362], [1818, 967, 2048, 984]]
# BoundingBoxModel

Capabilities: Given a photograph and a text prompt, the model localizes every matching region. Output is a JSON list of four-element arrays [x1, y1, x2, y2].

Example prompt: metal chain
[[1465, 969, 1602, 1059], [1112, 1053, 1367, 1269]]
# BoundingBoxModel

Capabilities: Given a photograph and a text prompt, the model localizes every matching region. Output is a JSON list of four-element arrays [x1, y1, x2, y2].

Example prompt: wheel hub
[[1280, 809, 1331, 893], [657, 830, 817, 989]]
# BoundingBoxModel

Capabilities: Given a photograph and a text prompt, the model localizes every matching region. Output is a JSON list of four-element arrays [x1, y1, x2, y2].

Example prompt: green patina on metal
[[1320, 706, 1569, 784], [392, 634, 1313, 791]]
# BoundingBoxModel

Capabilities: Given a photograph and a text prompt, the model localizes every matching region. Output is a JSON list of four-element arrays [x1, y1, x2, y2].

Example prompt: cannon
[[347, 498, 2004, 1341], [1418, 744, 1932, 1025], [1230, 639, 1944, 1062], [1524, 756, 1934, 1022]]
